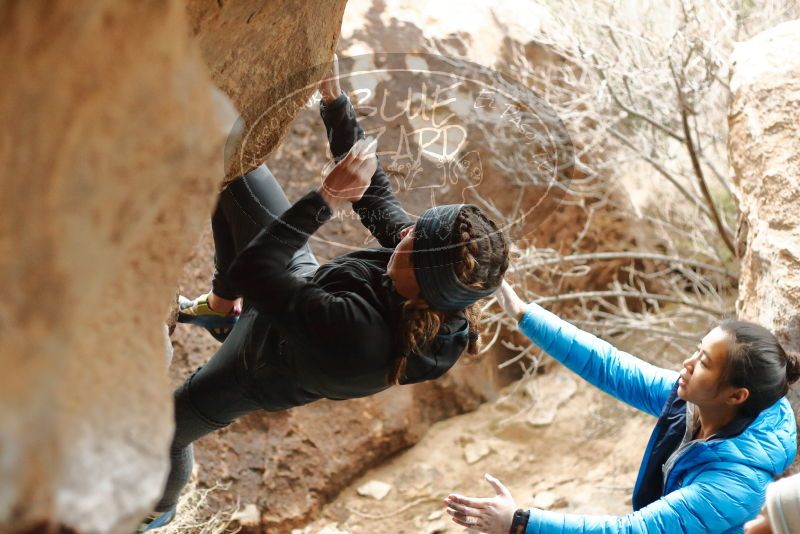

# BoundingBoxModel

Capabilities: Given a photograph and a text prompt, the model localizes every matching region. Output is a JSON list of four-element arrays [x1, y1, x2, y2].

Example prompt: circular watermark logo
[[225, 52, 573, 256]]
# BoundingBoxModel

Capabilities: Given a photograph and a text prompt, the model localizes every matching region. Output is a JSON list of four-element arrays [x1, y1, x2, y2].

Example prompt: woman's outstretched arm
[[527, 465, 770, 533], [496, 281, 676, 417], [319, 59, 413, 248]]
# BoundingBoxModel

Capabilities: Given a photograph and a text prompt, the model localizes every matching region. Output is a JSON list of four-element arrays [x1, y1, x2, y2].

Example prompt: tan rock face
[[0, 1, 346, 532], [0, 1, 229, 531], [728, 20, 800, 393], [186, 0, 349, 183]]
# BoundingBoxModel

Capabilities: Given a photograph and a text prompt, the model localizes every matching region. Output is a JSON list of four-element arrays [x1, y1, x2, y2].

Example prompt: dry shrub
[[154, 475, 239, 534], [473, 0, 800, 385]]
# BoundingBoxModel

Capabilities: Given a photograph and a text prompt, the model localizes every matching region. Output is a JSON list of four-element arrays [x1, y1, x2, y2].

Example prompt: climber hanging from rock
[[136, 54, 510, 531]]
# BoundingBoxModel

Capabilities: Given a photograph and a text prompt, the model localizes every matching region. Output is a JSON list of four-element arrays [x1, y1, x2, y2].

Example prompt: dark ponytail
[[719, 319, 799, 416], [786, 350, 800, 384]]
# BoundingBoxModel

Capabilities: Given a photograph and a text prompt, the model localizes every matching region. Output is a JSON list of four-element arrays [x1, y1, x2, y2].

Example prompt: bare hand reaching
[[744, 507, 773, 534], [495, 280, 527, 321], [445, 474, 518, 534], [320, 53, 342, 104], [318, 137, 378, 208]]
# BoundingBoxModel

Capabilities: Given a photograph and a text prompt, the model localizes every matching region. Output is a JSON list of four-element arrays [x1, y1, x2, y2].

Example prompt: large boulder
[[0, 2, 227, 531], [0, 0, 347, 532], [728, 20, 800, 375]]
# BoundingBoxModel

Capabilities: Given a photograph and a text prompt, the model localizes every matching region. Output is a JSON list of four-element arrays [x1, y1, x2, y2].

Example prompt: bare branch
[[508, 250, 734, 277], [679, 98, 736, 254], [531, 290, 724, 316], [607, 127, 712, 217], [590, 52, 685, 142]]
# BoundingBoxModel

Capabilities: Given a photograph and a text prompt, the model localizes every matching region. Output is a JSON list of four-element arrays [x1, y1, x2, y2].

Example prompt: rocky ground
[[297, 380, 648, 533], [292, 343, 684, 534]]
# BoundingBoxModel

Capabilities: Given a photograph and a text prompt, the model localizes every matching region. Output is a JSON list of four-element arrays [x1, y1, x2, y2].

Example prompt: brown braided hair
[[388, 206, 509, 384]]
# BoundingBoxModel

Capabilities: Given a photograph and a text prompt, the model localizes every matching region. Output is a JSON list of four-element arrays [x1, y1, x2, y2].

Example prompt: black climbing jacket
[[228, 94, 469, 401]]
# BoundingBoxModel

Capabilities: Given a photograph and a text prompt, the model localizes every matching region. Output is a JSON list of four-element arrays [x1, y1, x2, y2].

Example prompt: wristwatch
[[510, 508, 530, 534]]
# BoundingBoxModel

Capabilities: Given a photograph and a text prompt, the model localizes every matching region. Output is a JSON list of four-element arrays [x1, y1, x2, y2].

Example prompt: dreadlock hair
[[388, 206, 510, 385]]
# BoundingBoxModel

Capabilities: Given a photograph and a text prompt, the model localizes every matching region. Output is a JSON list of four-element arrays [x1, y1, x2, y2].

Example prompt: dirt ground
[[292, 365, 660, 534]]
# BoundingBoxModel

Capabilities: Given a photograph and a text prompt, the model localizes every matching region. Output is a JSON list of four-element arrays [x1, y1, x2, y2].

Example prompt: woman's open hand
[[444, 474, 517, 534], [319, 137, 377, 208], [495, 280, 526, 321]]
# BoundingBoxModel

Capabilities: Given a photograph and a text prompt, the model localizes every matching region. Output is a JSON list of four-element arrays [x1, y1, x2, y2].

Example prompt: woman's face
[[387, 226, 421, 300], [678, 326, 746, 408]]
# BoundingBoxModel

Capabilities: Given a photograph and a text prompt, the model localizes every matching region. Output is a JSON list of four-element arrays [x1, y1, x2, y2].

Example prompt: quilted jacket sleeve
[[518, 303, 677, 417], [525, 463, 771, 533]]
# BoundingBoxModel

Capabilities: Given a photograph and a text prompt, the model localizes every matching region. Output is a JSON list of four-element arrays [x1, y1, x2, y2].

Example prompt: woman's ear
[[400, 225, 413, 239], [728, 387, 750, 406]]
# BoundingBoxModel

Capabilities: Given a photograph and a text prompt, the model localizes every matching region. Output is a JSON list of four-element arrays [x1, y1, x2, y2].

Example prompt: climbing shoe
[[177, 293, 238, 343], [134, 507, 176, 532]]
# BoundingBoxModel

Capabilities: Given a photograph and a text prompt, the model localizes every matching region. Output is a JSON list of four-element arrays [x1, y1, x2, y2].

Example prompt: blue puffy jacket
[[518, 303, 797, 533]]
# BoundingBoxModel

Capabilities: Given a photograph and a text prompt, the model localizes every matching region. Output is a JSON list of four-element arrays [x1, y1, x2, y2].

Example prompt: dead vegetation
[[473, 0, 800, 396], [156, 473, 239, 534]]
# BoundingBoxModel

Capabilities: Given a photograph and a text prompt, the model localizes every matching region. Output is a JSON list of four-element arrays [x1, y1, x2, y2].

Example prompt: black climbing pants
[[210, 165, 319, 299], [155, 165, 320, 512]]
